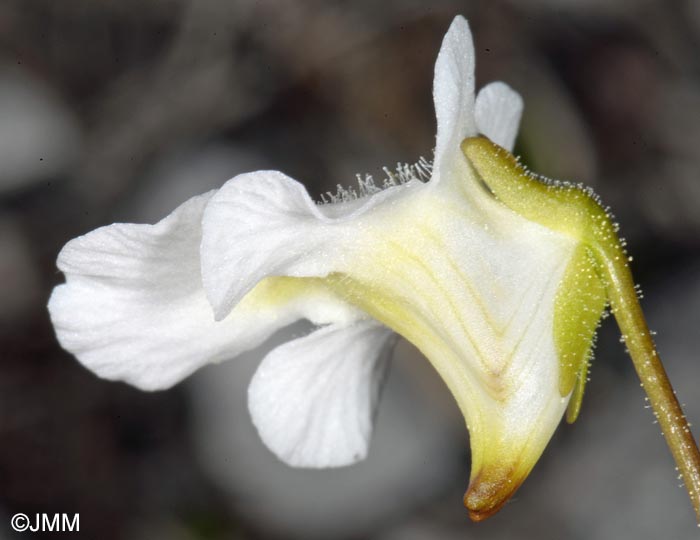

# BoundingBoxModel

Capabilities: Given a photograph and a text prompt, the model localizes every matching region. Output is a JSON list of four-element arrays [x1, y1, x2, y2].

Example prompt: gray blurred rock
[[121, 143, 267, 223], [0, 65, 81, 192], [0, 217, 41, 326], [636, 79, 700, 239], [505, 0, 651, 16], [517, 60, 599, 187], [638, 157, 700, 238]]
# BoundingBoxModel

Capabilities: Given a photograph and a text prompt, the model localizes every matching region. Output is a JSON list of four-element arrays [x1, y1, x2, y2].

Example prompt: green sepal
[[554, 244, 607, 420]]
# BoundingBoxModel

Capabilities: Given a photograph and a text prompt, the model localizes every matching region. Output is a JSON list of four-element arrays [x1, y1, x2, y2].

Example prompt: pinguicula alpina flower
[[48, 16, 700, 523]]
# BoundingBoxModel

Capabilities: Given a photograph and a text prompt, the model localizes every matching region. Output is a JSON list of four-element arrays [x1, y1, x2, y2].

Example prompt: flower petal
[[201, 171, 333, 321], [475, 81, 523, 152], [200, 170, 423, 320], [433, 15, 476, 177], [48, 192, 360, 390], [248, 320, 396, 468]]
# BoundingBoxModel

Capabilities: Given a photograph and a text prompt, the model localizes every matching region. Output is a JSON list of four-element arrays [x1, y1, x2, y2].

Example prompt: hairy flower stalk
[[47, 15, 700, 525], [617, 273, 700, 525]]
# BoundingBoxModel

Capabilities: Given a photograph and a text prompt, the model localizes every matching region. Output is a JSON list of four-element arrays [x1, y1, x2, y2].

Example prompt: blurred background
[[2, 0, 700, 538]]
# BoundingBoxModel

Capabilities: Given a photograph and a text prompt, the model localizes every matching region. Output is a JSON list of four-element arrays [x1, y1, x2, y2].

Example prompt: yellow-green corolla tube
[[463, 135, 700, 523], [310, 142, 597, 520], [310, 135, 611, 520]]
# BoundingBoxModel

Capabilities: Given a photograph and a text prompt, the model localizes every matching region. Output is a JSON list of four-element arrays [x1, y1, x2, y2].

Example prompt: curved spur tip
[[464, 468, 526, 522]]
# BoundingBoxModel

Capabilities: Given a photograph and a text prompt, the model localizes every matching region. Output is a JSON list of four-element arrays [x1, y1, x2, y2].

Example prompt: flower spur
[[48, 16, 700, 523]]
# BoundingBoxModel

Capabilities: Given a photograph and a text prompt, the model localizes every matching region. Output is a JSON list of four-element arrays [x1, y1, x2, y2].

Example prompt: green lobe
[[554, 245, 607, 423]]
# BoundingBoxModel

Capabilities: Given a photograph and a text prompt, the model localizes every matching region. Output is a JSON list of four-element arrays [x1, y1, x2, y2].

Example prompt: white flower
[[52, 16, 695, 522]]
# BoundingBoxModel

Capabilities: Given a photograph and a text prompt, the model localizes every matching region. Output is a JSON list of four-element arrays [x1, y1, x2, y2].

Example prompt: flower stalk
[[604, 252, 700, 524]]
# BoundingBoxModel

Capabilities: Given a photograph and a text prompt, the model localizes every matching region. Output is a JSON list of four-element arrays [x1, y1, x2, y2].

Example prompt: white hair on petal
[[318, 157, 433, 205]]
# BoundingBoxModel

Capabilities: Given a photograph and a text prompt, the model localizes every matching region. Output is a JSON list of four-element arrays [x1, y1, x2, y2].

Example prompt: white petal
[[48, 192, 214, 389], [48, 192, 356, 390], [248, 320, 396, 468], [201, 171, 332, 320], [433, 15, 476, 177], [475, 81, 523, 152], [200, 170, 422, 320]]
